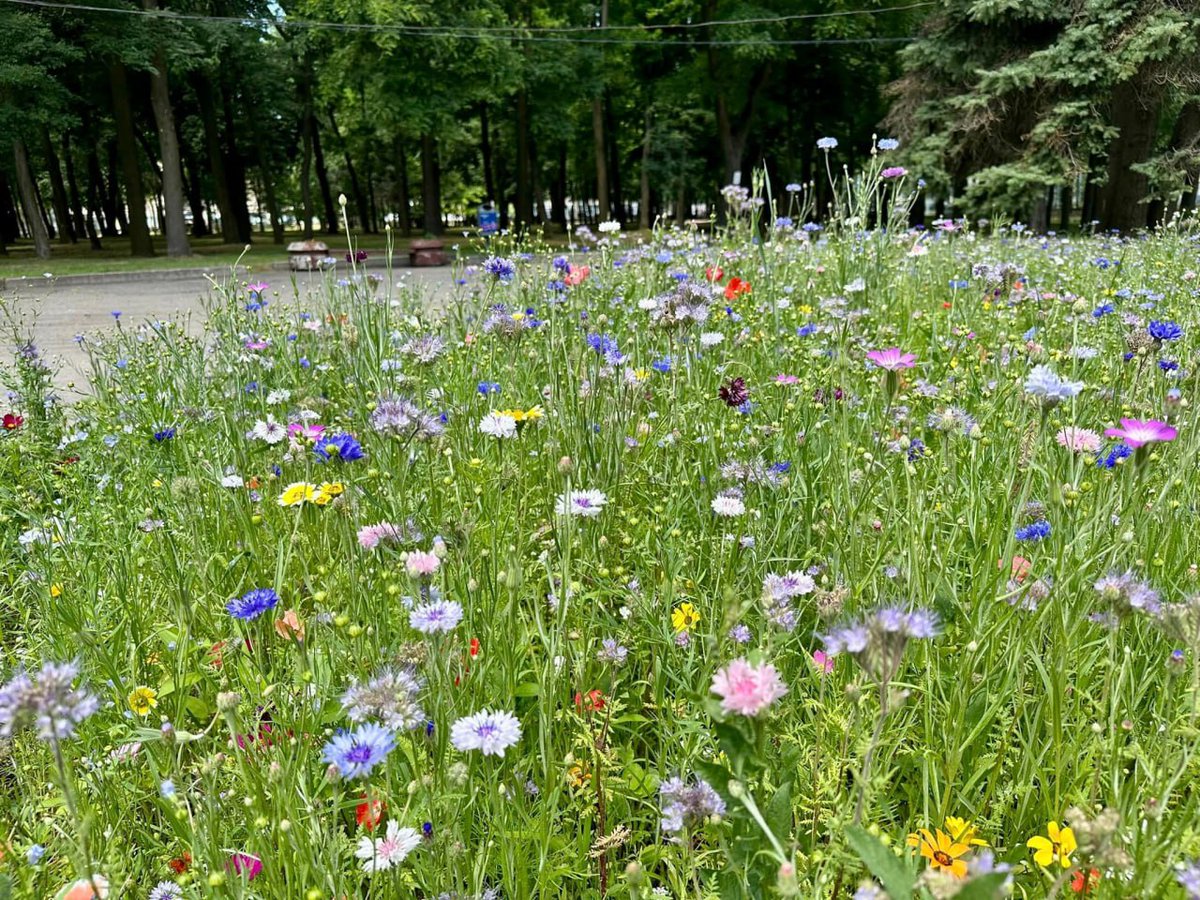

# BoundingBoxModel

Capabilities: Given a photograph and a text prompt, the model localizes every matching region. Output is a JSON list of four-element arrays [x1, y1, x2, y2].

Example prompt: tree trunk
[[109, 60, 155, 256], [298, 95, 315, 239], [1169, 101, 1200, 215], [255, 142, 284, 244], [1059, 184, 1072, 231], [479, 102, 496, 203], [327, 107, 368, 231], [419, 132, 443, 235], [41, 127, 75, 243], [13, 139, 51, 259], [394, 137, 411, 235], [144, 3, 191, 257], [220, 96, 253, 243], [182, 149, 210, 237], [604, 98, 624, 223], [516, 90, 532, 227], [551, 143, 567, 229], [310, 114, 337, 234], [195, 74, 237, 243], [639, 109, 652, 230], [0, 173, 20, 246], [1095, 78, 1164, 231], [62, 133, 98, 249]]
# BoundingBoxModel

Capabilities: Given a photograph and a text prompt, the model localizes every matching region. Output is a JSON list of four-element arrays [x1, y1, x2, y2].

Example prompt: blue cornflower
[[796, 323, 817, 337], [1015, 520, 1051, 542], [769, 461, 791, 474], [321, 722, 396, 779], [586, 333, 625, 364], [1096, 443, 1134, 469], [483, 255, 516, 282], [1149, 320, 1183, 342], [785, 182, 802, 192], [651, 357, 672, 373], [877, 138, 899, 151], [1160, 359, 1179, 372], [152, 426, 176, 442], [314, 432, 365, 462], [477, 381, 502, 395], [655, 250, 673, 264], [1093, 257, 1111, 269], [817, 137, 838, 150], [906, 438, 926, 462], [26, 844, 45, 865], [774, 216, 794, 229], [736, 400, 753, 415], [1092, 303, 1115, 318], [552, 255, 570, 273], [226, 587, 279, 621]]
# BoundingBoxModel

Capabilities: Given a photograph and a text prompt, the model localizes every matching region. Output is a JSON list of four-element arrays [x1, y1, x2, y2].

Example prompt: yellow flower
[[313, 482, 344, 506], [944, 816, 988, 847], [1027, 821, 1076, 869], [50, 583, 63, 598], [127, 686, 158, 717], [906, 828, 970, 878], [671, 602, 700, 632], [279, 482, 316, 507], [522, 405, 544, 421]]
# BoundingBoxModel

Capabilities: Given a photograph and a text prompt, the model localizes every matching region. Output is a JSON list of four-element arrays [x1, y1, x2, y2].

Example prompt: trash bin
[[287, 240, 329, 271]]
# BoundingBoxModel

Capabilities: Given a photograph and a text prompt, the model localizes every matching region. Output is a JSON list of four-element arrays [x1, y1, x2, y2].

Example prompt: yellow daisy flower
[[944, 816, 988, 847], [1027, 821, 1076, 869], [127, 686, 158, 717], [671, 602, 700, 632], [279, 482, 316, 507], [313, 482, 344, 505]]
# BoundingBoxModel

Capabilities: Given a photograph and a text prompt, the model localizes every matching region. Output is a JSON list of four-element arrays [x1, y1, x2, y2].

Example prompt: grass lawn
[[0, 226, 609, 280]]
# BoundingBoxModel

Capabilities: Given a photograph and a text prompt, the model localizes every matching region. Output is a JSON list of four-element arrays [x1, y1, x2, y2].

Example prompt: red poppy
[[705, 266, 724, 283], [356, 797, 385, 831], [1071, 869, 1100, 894], [469, 637, 480, 657], [168, 852, 192, 874], [942, 301, 952, 309], [574, 689, 606, 714], [724, 277, 751, 300], [2, 413, 22, 430]]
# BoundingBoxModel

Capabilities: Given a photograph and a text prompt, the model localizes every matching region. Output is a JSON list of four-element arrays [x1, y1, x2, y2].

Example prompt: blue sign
[[479, 207, 499, 236]]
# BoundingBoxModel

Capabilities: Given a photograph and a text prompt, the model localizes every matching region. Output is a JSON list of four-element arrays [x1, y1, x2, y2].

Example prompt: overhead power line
[[0, 0, 925, 46]]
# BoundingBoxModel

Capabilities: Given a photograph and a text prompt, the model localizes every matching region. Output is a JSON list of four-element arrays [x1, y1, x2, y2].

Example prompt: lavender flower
[[821, 605, 939, 680], [342, 668, 426, 731], [659, 776, 726, 834], [0, 661, 99, 742]]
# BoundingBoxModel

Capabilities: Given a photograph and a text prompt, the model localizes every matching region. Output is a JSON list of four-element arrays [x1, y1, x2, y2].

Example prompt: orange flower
[[274, 609, 305, 642], [907, 828, 970, 878], [705, 266, 724, 283], [1071, 868, 1101, 894], [724, 277, 751, 300], [356, 796, 385, 830]]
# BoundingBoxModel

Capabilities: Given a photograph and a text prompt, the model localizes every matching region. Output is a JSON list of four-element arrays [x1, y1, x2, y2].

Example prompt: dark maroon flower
[[718, 377, 749, 407]]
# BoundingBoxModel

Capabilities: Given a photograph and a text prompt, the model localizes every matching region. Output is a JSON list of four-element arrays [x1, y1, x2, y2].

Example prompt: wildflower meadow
[[6, 159, 1200, 899]]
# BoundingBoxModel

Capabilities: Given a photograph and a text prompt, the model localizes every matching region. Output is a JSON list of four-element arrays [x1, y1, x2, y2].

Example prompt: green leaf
[[846, 826, 915, 900], [764, 781, 793, 845], [513, 682, 540, 697], [950, 873, 1011, 900]]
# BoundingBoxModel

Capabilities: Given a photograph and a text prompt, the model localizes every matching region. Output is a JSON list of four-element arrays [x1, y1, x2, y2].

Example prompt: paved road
[[2, 265, 462, 390]]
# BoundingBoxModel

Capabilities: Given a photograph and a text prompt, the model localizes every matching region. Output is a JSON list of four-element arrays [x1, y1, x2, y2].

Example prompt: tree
[[143, 0, 191, 257]]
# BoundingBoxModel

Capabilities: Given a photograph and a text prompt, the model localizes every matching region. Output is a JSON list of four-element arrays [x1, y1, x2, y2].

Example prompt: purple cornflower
[[821, 605, 939, 680], [597, 638, 629, 666], [483, 256, 517, 282], [0, 660, 99, 742], [342, 668, 425, 731], [321, 723, 395, 779], [1094, 572, 1162, 618], [586, 332, 625, 365], [409, 599, 463, 634], [1015, 520, 1051, 542], [1149, 320, 1182, 342], [659, 776, 726, 834], [226, 587, 280, 621]]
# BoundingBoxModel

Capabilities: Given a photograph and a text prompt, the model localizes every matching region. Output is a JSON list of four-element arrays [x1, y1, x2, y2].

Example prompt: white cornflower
[[711, 494, 746, 517], [450, 709, 522, 757], [355, 820, 421, 873], [555, 489, 608, 518], [478, 411, 517, 439]]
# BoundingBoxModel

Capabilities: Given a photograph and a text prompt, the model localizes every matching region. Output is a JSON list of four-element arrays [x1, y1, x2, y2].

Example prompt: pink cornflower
[[1104, 418, 1178, 448], [866, 347, 917, 371], [405, 550, 440, 577], [774, 373, 799, 385], [357, 522, 403, 551], [245, 339, 270, 351], [247, 281, 269, 295], [710, 658, 788, 716], [881, 166, 908, 179], [1055, 427, 1102, 453], [812, 650, 834, 674], [288, 423, 325, 440], [228, 853, 262, 881]]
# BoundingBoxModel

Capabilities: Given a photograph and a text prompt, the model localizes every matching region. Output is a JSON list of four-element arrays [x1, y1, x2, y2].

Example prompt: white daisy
[[711, 495, 746, 517], [478, 411, 518, 439], [249, 417, 287, 444]]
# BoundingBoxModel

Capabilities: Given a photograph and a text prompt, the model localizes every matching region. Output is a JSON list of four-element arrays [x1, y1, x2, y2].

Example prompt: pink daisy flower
[[1104, 418, 1178, 448], [866, 347, 917, 371], [288, 423, 325, 440], [710, 658, 788, 716], [775, 373, 799, 385], [1055, 427, 1102, 453]]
